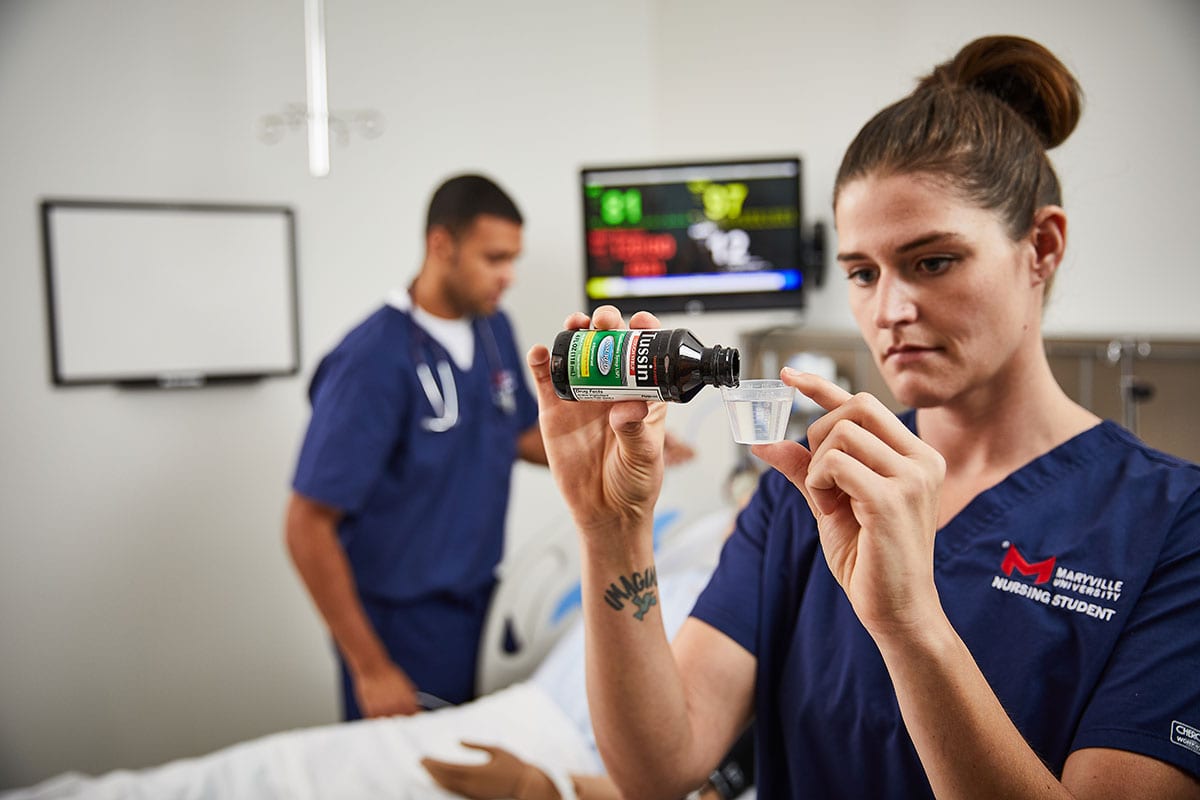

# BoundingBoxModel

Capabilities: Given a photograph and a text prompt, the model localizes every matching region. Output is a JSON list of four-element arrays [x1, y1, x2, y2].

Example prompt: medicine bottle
[[550, 328, 739, 403]]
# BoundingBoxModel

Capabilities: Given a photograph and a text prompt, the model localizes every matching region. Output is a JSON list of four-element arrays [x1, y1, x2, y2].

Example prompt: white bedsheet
[[2, 683, 593, 800], [6, 506, 742, 800]]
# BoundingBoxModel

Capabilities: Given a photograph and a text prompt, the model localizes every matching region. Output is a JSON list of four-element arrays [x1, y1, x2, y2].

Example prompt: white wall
[[645, 0, 1200, 524], [1, 0, 1197, 787], [0, 0, 658, 785]]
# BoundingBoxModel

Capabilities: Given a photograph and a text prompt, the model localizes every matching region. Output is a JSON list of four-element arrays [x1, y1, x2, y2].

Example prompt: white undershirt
[[386, 288, 475, 370]]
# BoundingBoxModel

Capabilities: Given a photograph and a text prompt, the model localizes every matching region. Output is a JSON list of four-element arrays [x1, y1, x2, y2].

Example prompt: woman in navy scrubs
[[286, 174, 545, 719], [527, 37, 1200, 799]]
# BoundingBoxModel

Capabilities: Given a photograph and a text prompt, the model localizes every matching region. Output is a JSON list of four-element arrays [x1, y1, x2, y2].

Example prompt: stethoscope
[[407, 313, 518, 433]]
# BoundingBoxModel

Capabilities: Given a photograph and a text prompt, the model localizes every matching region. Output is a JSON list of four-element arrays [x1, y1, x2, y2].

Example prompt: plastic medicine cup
[[721, 379, 796, 444]]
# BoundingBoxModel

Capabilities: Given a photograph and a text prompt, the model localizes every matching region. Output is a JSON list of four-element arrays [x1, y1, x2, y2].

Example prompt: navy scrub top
[[692, 412, 1200, 797], [292, 303, 538, 606]]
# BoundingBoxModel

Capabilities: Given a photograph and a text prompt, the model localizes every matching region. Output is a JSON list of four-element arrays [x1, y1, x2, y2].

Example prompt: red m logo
[[1001, 544, 1056, 584]]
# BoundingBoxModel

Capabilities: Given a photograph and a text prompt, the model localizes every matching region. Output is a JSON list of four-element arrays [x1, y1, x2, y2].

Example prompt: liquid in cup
[[722, 380, 795, 444]]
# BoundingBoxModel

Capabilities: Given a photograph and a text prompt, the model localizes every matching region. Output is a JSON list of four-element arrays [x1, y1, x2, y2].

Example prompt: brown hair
[[834, 35, 1083, 243]]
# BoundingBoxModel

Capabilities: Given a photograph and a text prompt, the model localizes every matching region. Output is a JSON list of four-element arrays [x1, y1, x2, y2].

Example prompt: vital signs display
[[580, 157, 804, 314]]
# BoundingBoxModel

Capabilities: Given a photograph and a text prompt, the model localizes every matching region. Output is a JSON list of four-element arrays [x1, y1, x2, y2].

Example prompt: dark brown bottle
[[550, 328, 739, 403]]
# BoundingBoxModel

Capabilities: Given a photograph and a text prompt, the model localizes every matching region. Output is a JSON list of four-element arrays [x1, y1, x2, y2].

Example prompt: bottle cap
[[703, 345, 740, 388]]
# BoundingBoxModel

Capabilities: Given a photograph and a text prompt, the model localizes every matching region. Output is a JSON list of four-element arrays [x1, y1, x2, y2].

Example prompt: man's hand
[[663, 431, 696, 467], [353, 661, 421, 717]]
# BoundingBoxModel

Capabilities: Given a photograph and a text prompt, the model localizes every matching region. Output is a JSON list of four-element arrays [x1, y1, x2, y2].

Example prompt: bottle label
[[565, 330, 665, 401]]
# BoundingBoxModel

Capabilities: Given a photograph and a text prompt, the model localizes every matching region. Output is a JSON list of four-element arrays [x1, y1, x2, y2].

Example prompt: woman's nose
[[873, 274, 918, 328]]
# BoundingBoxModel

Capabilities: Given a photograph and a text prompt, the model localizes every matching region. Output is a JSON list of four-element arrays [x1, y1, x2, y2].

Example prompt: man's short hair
[[426, 174, 523, 238]]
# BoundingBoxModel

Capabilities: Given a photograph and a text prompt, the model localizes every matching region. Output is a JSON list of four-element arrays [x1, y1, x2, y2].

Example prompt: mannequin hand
[[353, 661, 421, 717], [422, 742, 561, 800], [526, 305, 668, 542], [751, 369, 946, 639]]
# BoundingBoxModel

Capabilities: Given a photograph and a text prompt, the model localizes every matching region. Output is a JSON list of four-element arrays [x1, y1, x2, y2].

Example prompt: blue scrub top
[[692, 412, 1200, 797], [292, 304, 538, 605]]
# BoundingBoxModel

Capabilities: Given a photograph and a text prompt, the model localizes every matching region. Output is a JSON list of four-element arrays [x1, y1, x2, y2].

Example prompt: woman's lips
[[884, 344, 939, 365]]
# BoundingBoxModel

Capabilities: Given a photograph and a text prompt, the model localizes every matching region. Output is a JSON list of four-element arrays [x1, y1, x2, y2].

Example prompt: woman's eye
[[917, 256, 954, 275], [846, 266, 878, 286]]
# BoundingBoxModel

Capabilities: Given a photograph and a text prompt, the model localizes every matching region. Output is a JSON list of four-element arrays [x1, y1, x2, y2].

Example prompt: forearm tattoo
[[602, 567, 658, 620]]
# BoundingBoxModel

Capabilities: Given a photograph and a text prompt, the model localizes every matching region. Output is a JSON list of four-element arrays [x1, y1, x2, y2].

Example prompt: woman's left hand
[[752, 368, 947, 639]]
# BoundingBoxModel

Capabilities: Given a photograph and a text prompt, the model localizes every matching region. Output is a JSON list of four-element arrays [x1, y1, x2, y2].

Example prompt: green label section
[[567, 330, 629, 388], [565, 330, 666, 401]]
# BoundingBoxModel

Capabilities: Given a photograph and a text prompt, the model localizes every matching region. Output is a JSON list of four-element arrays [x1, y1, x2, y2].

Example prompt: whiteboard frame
[[40, 199, 301, 388]]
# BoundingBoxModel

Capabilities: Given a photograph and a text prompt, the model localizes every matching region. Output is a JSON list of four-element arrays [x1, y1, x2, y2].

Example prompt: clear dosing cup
[[721, 379, 795, 444]]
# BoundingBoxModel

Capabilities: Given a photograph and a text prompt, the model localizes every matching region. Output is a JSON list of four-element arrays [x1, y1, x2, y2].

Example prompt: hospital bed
[[3, 505, 751, 800], [3, 683, 588, 800]]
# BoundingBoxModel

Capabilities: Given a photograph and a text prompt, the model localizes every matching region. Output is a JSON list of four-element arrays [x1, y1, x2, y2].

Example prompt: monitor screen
[[580, 157, 804, 315]]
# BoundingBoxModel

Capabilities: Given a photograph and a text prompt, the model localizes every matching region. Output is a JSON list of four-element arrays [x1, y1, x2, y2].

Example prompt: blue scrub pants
[[339, 588, 492, 720]]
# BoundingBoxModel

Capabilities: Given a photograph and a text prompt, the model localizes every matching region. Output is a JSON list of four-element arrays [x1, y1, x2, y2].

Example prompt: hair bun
[[917, 35, 1083, 149]]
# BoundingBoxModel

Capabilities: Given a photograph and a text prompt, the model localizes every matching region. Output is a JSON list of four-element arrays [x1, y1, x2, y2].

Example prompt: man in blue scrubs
[[285, 174, 545, 719]]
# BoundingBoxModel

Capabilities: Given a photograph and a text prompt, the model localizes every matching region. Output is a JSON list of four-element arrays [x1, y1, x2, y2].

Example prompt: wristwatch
[[706, 760, 749, 800]]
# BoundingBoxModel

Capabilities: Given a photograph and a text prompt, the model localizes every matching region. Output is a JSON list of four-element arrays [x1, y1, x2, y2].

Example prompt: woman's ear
[[1029, 206, 1067, 287]]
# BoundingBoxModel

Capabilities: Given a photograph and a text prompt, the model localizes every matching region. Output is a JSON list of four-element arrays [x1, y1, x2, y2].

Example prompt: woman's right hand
[[525, 305, 668, 543], [752, 369, 946, 640]]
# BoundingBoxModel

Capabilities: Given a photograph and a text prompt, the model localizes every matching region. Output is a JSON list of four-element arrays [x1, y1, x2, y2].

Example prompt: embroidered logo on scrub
[[990, 542, 1124, 623], [1001, 544, 1056, 583], [603, 567, 659, 621], [1172, 720, 1200, 756]]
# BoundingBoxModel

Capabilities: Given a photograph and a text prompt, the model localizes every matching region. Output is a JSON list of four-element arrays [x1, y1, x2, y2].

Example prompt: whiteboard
[[41, 200, 300, 387]]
